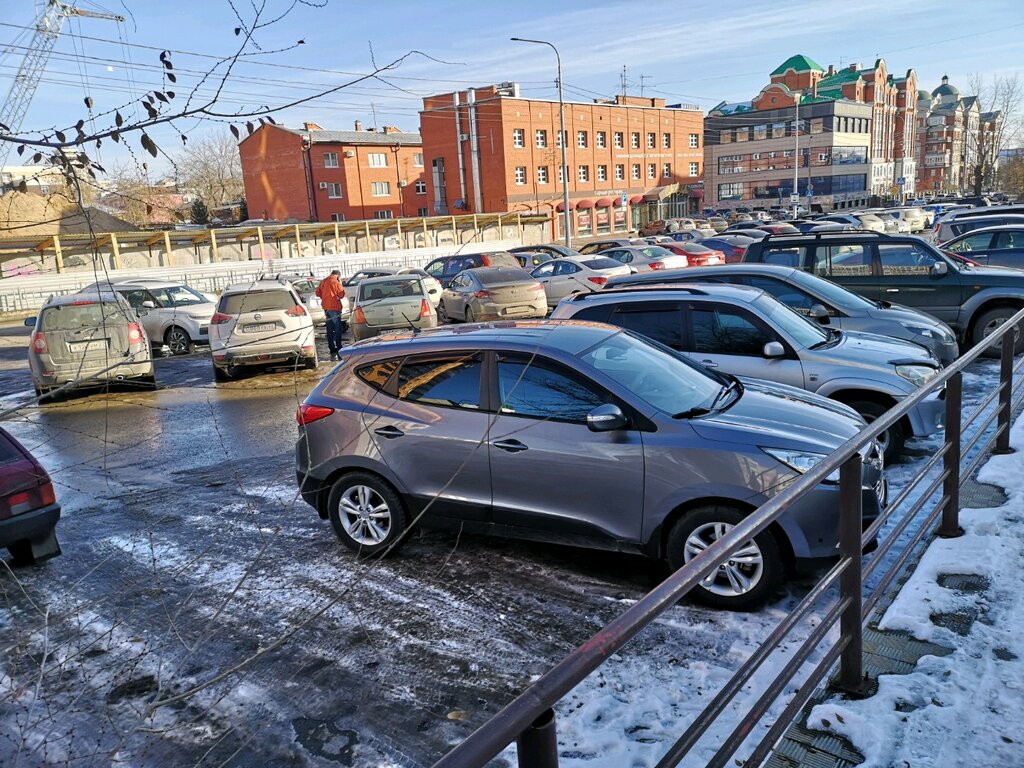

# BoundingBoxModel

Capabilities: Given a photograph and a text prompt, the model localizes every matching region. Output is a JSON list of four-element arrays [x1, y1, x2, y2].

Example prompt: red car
[[659, 241, 726, 266], [1, 427, 61, 564]]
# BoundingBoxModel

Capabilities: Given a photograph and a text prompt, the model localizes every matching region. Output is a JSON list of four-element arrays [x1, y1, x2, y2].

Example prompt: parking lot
[[0, 318, 1004, 767]]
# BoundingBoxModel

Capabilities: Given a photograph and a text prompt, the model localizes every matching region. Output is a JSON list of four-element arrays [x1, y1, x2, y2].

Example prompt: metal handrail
[[433, 307, 1024, 768]]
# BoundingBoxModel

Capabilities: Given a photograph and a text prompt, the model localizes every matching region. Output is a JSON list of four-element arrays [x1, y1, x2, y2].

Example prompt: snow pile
[[807, 415, 1024, 766]]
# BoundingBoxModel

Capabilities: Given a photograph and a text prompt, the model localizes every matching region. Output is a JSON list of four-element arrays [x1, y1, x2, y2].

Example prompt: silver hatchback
[[296, 322, 884, 610]]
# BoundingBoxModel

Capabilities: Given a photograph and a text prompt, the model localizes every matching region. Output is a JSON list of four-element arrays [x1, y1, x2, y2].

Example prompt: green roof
[[771, 54, 824, 76], [817, 68, 862, 91]]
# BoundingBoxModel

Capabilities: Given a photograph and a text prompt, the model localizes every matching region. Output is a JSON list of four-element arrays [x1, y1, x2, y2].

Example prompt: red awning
[[555, 200, 575, 212], [576, 199, 595, 210], [689, 189, 704, 199], [629, 194, 645, 205], [594, 198, 614, 208]]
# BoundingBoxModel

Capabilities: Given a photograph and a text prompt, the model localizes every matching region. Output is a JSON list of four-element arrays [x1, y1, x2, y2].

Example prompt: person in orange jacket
[[315, 269, 346, 360]]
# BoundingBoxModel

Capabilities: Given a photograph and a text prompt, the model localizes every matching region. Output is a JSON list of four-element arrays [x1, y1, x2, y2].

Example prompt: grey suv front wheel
[[667, 505, 782, 610], [328, 472, 407, 557]]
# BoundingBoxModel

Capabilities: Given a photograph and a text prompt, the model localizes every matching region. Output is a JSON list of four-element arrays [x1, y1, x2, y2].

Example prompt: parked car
[[701, 235, 755, 264], [531, 256, 631, 307], [604, 264, 959, 365], [658, 241, 726, 266], [0, 427, 60, 565], [932, 204, 1024, 238], [725, 228, 770, 240], [295, 321, 884, 610], [886, 207, 928, 233], [512, 251, 556, 269], [396, 267, 443, 307], [816, 213, 887, 233], [424, 251, 522, 283], [552, 284, 943, 459], [81, 279, 215, 355], [706, 216, 729, 233], [25, 292, 155, 398], [599, 245, 689, 272], [940, 226, 1024, 269], [743, 231, 1024, 355], [934, 213, 1024, 243], [728, 212, 754, 224], [642, 235, 677, 245], [438, 267, 547, 323], [509, 243, 584, 260], [343, 269, 396, 289], [209, 280, 317, 380], [757, 224, 801, 235], [577, 238, 645, 255], [351, 274, 438, 342]]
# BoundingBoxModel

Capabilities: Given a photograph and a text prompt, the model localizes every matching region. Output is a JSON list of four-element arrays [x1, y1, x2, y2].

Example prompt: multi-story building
[[239, 121, 426, 223], [704, 54, 919, 212], [419, 83, 704, 238]]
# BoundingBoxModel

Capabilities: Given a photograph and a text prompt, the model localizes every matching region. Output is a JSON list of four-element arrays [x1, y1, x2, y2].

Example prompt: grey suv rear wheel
[[328, 472, 407, 558], [667, 505, 782, 610]]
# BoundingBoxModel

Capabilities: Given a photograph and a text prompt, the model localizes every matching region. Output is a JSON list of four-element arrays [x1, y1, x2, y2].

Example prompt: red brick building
[[419, 83, 704, 238], [239, 122, 426, 223]]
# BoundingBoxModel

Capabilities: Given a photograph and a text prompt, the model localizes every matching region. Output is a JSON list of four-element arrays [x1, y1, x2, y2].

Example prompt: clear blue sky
[[1, 0, 1021, 174]]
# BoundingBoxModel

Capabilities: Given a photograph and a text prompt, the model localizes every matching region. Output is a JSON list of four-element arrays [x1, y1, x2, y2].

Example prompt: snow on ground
[[806, 409, 1024, 767]]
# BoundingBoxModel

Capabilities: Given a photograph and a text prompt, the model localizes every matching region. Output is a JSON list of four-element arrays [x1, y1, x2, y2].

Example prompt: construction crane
[[0, 1, 124, 169]]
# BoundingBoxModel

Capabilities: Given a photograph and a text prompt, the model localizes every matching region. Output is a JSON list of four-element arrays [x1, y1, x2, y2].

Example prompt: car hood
[[181, 304, 216, 320], [956, 264, 1024, 281], [803, 329, 937, 366], [866, 303, 955, 337], [690, 378, 865, 453]]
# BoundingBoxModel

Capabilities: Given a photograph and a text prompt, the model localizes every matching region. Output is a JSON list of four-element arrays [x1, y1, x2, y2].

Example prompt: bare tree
[[98, 161, 154, 226], [966, 72, 1023, 195], [1000, 155, 1024, 198], [175, 132, 245, 210]]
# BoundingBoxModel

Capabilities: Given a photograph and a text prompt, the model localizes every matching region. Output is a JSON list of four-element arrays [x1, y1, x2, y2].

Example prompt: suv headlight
[[895, 364, 938, 386], [762, 448, 839, 483]]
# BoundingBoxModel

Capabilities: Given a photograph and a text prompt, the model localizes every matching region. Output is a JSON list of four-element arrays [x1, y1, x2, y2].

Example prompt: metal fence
[[433, 309, 1024, 768]]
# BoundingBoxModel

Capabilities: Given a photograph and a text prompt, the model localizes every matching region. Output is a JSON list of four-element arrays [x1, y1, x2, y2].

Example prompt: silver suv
[[209, 280, 317, 380], [551, 284, 943, 460], [295, 321, 884, 610], [82, 279, 215, 355]]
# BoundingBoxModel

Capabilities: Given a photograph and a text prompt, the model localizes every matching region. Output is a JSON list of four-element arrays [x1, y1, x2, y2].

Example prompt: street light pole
[[792, 90, 801, 219], [511, 37, 572, 247]]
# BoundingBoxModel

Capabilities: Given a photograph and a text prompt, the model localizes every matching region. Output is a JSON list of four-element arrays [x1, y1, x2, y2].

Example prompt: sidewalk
[[769, 414, 1024, 767]]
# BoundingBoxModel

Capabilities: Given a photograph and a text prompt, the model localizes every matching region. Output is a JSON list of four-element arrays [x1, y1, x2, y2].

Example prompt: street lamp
[[511, 37, 572, 247]]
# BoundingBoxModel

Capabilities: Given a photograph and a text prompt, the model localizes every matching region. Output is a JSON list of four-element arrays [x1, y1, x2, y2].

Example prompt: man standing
[[315, 269, 346, 360]]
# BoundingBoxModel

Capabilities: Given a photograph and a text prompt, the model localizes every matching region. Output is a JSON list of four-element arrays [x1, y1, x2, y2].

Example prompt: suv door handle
[[374, 425, 404, 439], [700, 359, 719, 368], [884, 288, 899, 293], [493, 439, 528, 453]]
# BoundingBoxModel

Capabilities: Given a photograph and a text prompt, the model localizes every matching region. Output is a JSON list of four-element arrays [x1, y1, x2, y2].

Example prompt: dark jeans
[[325, 310, 344, 354]]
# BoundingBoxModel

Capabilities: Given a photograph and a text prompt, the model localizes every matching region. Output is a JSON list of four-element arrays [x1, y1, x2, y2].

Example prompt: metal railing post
[[836, 453, 868, 696], [939, 370, 964, 538], [995, 331, 1015, 454], [516, 709, 559, 768]]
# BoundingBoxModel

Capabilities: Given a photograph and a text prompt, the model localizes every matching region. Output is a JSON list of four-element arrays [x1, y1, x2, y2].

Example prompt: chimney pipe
[[354, 120, 363, 131]]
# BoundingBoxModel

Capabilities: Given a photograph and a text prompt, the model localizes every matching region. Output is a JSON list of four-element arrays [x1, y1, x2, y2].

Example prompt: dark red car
[[659, 241, 726, 266], [1, 427, 61, 564]]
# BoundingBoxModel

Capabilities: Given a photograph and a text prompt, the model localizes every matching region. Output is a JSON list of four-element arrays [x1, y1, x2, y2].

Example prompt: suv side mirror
[[586, 403, 629, 432], [808, 304, 831, 324], [141, 300, 157, 309], [23, 316, 36, 327], [763, 341, 785, 358], [932, 261, 949, 276]]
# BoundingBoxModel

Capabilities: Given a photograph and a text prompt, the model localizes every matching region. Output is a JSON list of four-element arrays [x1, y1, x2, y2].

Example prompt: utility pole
[[639, 75, 651, 99]]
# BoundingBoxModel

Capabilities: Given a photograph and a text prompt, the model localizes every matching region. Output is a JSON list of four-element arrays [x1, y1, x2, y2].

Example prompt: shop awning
[[629, 194, 645, 205], [575, 199, 595, 209], [594, 198, 614, 208], [555, 200, 575, 212], [643, 183, 681, 202]]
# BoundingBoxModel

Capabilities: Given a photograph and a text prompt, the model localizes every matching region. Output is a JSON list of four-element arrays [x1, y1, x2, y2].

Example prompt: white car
[[81, 279, 215, 355], [209, 280, 317, 380], [888, 207, 928, 233], [396, 267, 443, 307], [351, 274, 438, 341], [530, 256, 631, 307]]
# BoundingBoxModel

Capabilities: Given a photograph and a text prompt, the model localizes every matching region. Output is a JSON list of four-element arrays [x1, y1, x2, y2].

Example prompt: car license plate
[[71, 339, 106, 353], [503, 306, 531, 316], [244, 323, 276, 333]]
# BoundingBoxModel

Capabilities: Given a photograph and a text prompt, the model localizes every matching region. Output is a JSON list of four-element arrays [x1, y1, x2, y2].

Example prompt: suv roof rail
[[761, 230, 891, 241], [570, 284, 709, 300]]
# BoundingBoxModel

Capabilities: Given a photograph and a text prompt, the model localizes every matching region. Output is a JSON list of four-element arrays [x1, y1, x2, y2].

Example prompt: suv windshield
[[753, 294, 828, 347], [789, 270, 875, 311], [578, 330, 723, 415]]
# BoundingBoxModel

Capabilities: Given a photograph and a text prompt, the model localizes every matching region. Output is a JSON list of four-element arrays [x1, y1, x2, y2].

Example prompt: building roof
[[817, 68, 862, 91], [917, 89, 932, 101], [279, 127, 422, 146], [709, 101, 753, 116], [933, 82, 960, 98], [771, 54, 824, 75]]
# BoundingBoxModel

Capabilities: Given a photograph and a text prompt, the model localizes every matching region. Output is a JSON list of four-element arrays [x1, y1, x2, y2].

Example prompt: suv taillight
[[286, 305, 307, 317], [210, 312, 232, 325], [419, 299, 433, 318], [128, 322, 143, 345], [296, 404, 334, 426], [30, 331, 47, 354]]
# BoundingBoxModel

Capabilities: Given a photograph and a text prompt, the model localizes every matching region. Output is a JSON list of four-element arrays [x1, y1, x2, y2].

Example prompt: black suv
[[743, 231, 1024, 354], [423, 251, 521, 283]]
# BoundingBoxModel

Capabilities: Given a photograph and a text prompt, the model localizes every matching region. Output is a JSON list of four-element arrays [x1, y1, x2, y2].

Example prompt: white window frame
[[368, 153, 388, 168], [662, 133, 671, 149], [323, 152, 339, 168], [414, 180, 427, 195], [515, 166, 527, 185], [371, 181, 391, 196], [662, 163, 671, 179], [689, 133, 699, 148], [577, 130, 588, 148], [596, 131, 606, 149], [326, 182, 342, 198], [330, 212, 345, 222], [632, 163, 641, 180], [374, 210, 394, 220], [413, 153, 424, 167], [689, 161, 700, 176], [536, 129, 548, 148], [597, 165, 608, 182], [648, 163, 657, 180], [615, 164, 625, 181], [614, 132, 624, 149], [631, 132, 640, 149], [647, 132, 656, 149], [537, 166, 549, 184], [512, 128, 525, 148], [578, 165, 589, 182]]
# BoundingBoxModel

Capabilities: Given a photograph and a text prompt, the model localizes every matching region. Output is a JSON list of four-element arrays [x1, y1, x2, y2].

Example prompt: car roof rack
[[761, 230, 891, 241], [570, 284, 709, 300]]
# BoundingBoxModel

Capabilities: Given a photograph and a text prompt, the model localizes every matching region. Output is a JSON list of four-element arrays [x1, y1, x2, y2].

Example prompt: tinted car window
[[532, 262, 557, 278], [815, 245, 872, 277], [356, 358, 401, 392], [358, 278, 423, 301], [0, 430, 25, 463], [691, 305, 769, 356], [120, 289, 153, 310], [497, 355, 606, 422], [947, 232, 995, 252], [220, 290, 296, 314], [477, 268, 532, 286], [580, 257, 624, 270], [744, 276, 816, 311], [878, 243, 940, 276], [610, 305, 684, 350], [554, 261, 581, 275], [994, 231, 1023, 249], [40, 301, 128, 331], [568, 304, 612, 324], [761, 247, 806, 268], [396, 355, 482, 409], [481, 252, 520, 268]]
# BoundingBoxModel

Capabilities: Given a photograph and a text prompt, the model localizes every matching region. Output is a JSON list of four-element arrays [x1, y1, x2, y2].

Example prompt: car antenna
[[399, 311, 420, 335]]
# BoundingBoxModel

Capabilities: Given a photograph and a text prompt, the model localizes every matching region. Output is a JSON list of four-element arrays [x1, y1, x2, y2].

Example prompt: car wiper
[[711, 377, 741, 408], [672, 406, 712, 419], [810, 327, 840, 348]]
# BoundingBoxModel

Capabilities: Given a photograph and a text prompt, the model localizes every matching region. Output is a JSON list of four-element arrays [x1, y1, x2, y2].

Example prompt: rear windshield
[[580, 257, 624, 270], [0, 430, 26, 464], [40, 301, 129, 331], [219, 290, 296, 314], [481, 252, 520, 268], [358, 278, 424, 301], [477, 268, 531, 285]]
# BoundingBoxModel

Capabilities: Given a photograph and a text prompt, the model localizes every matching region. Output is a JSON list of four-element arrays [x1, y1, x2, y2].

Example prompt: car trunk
[[361, 296, 423, 328], [485, 281, 543, 308], [40, 303, 131, 368], [222, 290, 305, 346]]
